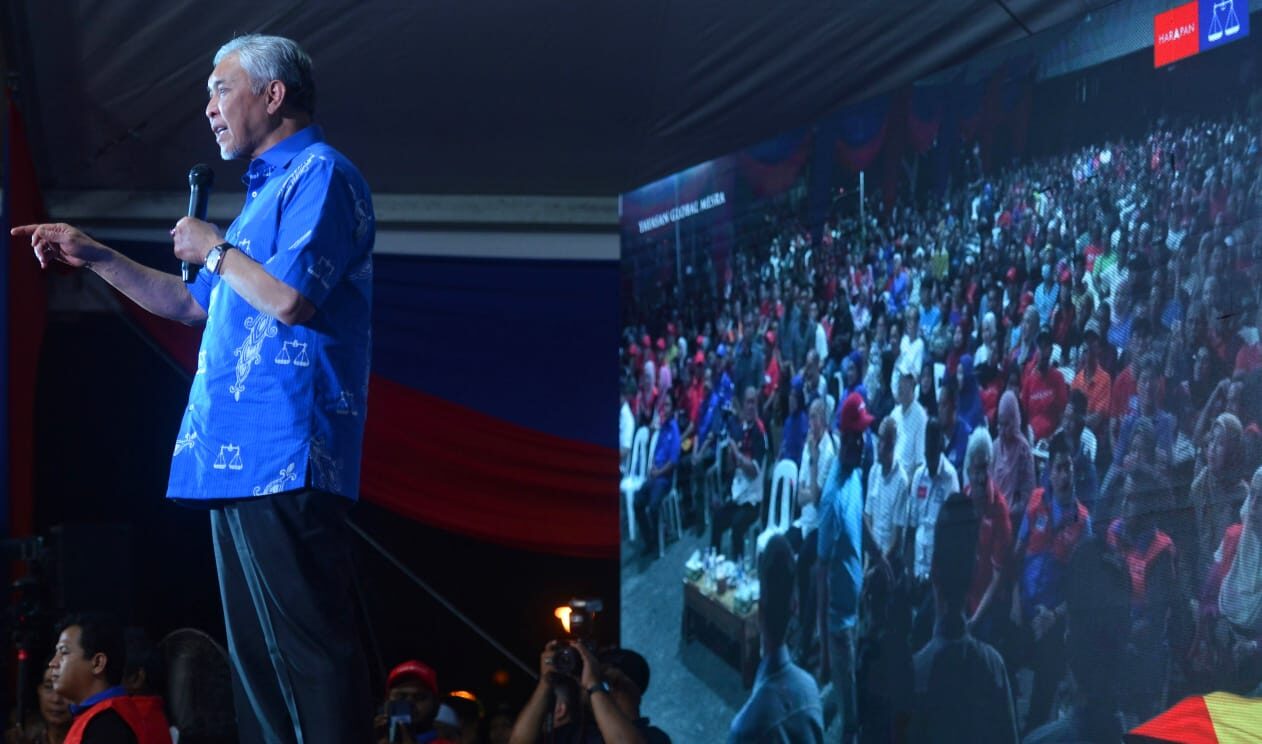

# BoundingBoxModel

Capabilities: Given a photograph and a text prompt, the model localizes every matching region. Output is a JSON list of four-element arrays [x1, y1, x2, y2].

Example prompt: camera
[[551, 597, 602, 678]]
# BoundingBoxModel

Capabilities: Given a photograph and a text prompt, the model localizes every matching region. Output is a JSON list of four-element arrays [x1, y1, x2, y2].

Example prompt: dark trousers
[[787, 527, 820, 656], [634, 478, 670, 550], [710, 501, 758, 559], [1023, 614, 1067, 733], [211, 490, 371, 744]]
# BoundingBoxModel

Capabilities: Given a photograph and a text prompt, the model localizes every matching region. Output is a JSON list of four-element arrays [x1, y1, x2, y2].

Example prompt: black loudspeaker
[[50, 523, 133, 620]]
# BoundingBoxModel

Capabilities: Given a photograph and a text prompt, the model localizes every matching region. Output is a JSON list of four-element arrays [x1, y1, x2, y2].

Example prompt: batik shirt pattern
[[167, 126, 374, 502]]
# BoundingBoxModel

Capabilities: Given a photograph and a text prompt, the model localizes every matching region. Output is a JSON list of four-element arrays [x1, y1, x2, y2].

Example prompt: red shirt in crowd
[[965, 480, 1013, 617], [1021, 364, 1068, 441], [1110, 365, 1137, 420]]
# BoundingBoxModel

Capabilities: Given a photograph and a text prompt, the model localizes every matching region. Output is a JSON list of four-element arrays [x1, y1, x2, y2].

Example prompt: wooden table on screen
[[680, 578, 759, 688]]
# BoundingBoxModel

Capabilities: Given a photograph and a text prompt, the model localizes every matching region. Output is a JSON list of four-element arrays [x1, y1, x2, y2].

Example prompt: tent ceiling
[[5, 0, 1108, 198]]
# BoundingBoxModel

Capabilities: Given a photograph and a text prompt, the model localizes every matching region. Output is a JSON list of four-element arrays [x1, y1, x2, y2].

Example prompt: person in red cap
[[374, 660, 451, 744], [816, 391, 883, 742]]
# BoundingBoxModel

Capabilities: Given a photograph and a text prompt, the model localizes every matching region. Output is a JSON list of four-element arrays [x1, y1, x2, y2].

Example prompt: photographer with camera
[[373, 660, 453, 744], [509, 641, 667, 744]]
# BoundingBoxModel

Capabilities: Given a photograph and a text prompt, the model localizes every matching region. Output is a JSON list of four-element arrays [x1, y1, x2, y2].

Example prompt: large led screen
[[619, 2, 1262, 741]]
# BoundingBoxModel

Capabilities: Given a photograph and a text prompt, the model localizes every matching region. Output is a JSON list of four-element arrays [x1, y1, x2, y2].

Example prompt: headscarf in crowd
[[992, 391, 1036, 511]]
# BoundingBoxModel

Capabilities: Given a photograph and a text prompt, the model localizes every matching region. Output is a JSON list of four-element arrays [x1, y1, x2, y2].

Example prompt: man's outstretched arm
[[14, 222, 207, 325]]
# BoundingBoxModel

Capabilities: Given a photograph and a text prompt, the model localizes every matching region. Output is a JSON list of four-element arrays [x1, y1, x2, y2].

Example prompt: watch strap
[[586, 681, 610, 696], [209, 242, 234, 275]]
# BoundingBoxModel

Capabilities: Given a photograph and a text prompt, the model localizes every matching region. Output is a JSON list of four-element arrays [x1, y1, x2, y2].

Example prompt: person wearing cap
[[1071, 320, 1112, 438], [728, 534, 824, 744], [815, 392, 873, 742], [375, 660, 448, 744], [1020, 326, 1068, 442]]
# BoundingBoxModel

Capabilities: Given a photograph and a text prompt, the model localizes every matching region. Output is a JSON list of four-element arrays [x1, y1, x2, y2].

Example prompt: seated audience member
[[728, 534, 824, 743], [1024, 537, 1130, 743], [1054, 389, 1099, 513], [890, 368, 927, 486], [1020, 327, 1068, 442], [1071, 320, 1111, 442], [865, 417, 910, 561], [1107, 469, 1177, 724], [1216, 466, 1262, 693], [1114, 356, 1176, 473], [50, 613, 172, 744], [511, 642, 667, 744], [908, 418, 961, 588], [992, 391, 1036, 533], [910, 493, 1018, 744], [634, 395, 681, 557], [778, 379, 809, 466], [1190, 465, 1262, 695], [938, 377, 972, 477], [1190, 412, 1249, 593], [956, 354, 985, 431], [962, 428, 1012, 647], [375, 660, 448, 744], [790, 398, 836, 663], [711, 386, 767, 560], [1012, 432, 1090, 733]]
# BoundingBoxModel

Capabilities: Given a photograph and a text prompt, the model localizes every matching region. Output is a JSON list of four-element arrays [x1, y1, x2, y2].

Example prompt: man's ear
[[90, 652, 109, 678], [265, 79, 287, 115]]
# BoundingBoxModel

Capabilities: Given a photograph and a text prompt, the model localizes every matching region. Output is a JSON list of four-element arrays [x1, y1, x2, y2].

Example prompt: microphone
[[184, 164, 215, 282]]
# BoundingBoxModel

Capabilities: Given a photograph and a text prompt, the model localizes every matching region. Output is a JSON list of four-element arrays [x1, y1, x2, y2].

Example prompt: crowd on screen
[[620, 103, 1262, 742]]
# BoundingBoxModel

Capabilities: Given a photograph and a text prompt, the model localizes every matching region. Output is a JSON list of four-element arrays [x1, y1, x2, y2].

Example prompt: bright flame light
[[554, 606, 572, 634]]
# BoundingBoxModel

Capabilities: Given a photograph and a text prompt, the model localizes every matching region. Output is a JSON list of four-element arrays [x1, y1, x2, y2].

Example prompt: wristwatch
[[206, 242, 234, 275], [586, 681, 611, 697]]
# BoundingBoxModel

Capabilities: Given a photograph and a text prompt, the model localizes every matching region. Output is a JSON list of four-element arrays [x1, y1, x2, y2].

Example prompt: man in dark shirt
[[728, 534, 824, 743], [910, 494, 1018, 744], [1024, 537, 1128, 744], [51, 613, 172, 744]]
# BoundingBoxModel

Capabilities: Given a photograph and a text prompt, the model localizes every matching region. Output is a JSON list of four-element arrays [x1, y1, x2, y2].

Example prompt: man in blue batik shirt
[[634, 395, 680, 557], [15, 34, 373, 744]]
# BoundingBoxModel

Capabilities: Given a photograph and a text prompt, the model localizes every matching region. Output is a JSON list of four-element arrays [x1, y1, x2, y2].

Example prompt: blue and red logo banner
[[1155, 0, 1249, 68]]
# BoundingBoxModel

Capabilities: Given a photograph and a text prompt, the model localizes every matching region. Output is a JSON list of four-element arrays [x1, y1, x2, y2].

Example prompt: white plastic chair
[[703, 438, 728, 529], [619, 427, 650, 542], [756, 459, 798, 555]]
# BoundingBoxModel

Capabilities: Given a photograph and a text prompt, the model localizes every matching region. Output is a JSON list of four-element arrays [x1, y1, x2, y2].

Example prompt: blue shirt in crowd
[[168, 126, 375, 502], [728, 645, 824, 743], [817, 460, 864, 631], [651, 418, 681, 484]]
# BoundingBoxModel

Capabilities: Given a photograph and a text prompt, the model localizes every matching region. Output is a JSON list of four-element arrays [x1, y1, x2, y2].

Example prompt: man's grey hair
[[214, 34, 315, 115]]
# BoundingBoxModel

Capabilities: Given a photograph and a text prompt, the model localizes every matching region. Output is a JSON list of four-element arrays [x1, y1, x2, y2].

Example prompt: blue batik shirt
[[167, 125, 374, 503]]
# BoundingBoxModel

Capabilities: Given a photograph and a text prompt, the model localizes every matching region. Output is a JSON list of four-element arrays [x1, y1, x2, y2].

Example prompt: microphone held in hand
[[183, 164, 215, 282]]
